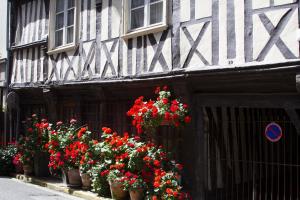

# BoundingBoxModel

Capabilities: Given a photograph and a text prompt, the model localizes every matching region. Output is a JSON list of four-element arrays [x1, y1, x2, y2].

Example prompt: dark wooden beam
[[43, 88, 57, 122], [197, 94, 300, 108], [10, 39, 47, 50], [285, 108, 300, 135]]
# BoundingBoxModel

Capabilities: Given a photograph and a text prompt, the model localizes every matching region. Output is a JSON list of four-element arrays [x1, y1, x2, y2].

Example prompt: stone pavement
[[11, 174, 111, 200], [0, 176, 83, 200]]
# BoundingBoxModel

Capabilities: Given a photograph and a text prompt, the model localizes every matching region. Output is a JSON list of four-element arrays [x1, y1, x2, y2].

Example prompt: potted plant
[[47, 119, 81, 185], [90, 163, 111, 197], [47, 121, 67, 183], [147, 170, 191, 200], [107, 169, 128, 200], [90, 127, 129, 198], [127, 86, 191, 138], [123, 172, 146, 200], [78, 127, 96, 190], [18, 124, 38, 176], [0, 144, 18, 175], [64, 140, 84, 187], [32, 116, 51, 177]]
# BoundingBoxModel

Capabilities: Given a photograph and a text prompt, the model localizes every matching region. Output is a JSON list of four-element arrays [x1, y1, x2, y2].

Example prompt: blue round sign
[[265, 122, 282, 142]]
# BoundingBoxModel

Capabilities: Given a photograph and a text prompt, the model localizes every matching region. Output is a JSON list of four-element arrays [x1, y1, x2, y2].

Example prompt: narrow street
[[0, 177, 84, 200]]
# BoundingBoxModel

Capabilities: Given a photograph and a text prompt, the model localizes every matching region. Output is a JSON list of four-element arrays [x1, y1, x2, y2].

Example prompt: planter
[[129, 189, 144, 200], [109, 180, 128, 200], [80, 173, 92, 190], [34, 151, 50, 177], [67, 168, 82, 187], [23, 164, 33, 175]]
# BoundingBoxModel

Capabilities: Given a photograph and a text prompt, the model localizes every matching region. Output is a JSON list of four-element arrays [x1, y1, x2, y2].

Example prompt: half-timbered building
[[6, 0, 300, 198], [0, 0, 9, 145]]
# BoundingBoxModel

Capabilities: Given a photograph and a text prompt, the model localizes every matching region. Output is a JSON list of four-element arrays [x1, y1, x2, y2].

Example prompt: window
[[48, 0, 79, 53], [123, 0, 168, 38]]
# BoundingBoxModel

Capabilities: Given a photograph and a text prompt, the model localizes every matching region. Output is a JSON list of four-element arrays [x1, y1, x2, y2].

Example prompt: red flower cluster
[[12, 153, 22, 166], [127, 86, 191, 134], [18, 114, 50, 166], [95, 127, 190, 199], [47, 120, 81, 171], [77, 127, 87, 139]]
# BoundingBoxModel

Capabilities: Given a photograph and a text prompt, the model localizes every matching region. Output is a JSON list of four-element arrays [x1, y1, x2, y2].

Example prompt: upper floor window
[[123, 0, 168, 39], [48, 0, 79, 54]]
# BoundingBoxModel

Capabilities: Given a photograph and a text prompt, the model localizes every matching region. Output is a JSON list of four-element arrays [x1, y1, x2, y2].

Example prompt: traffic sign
[[265, 122, 282, 142]]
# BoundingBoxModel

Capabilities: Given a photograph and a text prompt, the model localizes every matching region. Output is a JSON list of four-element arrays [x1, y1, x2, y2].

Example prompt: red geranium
[[127, 86, 191, 134]]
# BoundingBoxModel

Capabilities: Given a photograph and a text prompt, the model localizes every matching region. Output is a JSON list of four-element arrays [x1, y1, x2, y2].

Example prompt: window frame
[[48, 0, 80, 54], [122, 0, 168, 39]]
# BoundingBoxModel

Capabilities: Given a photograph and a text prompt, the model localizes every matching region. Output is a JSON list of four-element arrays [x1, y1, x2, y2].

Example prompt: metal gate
[[202, 107, 300, 200]]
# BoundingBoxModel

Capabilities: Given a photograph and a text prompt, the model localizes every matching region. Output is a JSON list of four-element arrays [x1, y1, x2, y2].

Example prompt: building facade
[[0, 0, 9, 145], [7, 0, 300, 198]]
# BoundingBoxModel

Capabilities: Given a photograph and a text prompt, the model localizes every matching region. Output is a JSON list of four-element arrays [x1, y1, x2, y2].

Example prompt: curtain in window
[[150, 0, 163, 25], [130, 0, 144, 29]]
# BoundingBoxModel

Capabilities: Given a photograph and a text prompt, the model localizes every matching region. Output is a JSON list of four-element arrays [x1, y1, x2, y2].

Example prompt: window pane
[[150, 0, 161, 3], [131, 0, 144, 9], [56, 0, 64, 13], [68, 0, 75, 8], [56, 13, 64, 30], [55, 30, 63, 47], [131, 8, 144, 29], [67, 9, 74, 26], [67, 27, 74, 44], [150, 2, 163, 24]]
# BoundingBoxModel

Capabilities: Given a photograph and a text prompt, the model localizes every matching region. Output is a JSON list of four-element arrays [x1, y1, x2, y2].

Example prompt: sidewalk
[[12, 174, 111, 200]]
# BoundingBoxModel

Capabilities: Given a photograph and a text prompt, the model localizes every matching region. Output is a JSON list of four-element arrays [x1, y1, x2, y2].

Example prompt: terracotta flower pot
[[109, 180, 128, 200], [67, 168, 82, 187], [23, 164, 33, 175], [80, 173, 92, 190], [129, 189, 144, 200]]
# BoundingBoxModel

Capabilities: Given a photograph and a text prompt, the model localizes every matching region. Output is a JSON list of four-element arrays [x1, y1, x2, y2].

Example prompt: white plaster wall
[[10, 0, 300, 84], [0, 0, 7, 59]]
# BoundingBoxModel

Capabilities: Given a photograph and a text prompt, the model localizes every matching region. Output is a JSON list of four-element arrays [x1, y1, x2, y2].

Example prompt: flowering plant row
[[127, 86, 191, 134], [13, 86, 192, 199], [90, 127, 190, 200]]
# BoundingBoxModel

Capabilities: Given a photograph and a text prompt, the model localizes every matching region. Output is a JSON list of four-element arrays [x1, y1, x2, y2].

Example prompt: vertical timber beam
[[244, 0, 253, 62], [285, 108, 300, 135], [227, 0, 236, 59], [194, 99, 206, 199], [173, 83, 199, 196], [95, 0, 102, 75], [212, 0, 219, 65], [171, 0, 181, 69], [95, 87, 106, 130]]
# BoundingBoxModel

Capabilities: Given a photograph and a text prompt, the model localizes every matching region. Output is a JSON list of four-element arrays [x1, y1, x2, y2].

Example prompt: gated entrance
[[197, 95, 300, 200]]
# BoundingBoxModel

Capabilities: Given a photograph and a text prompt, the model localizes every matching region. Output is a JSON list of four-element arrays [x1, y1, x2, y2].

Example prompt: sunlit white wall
[[0, 0, 7, 60]]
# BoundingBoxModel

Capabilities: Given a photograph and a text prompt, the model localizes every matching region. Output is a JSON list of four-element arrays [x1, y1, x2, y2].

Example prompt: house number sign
[[265, 122, 282, 142]]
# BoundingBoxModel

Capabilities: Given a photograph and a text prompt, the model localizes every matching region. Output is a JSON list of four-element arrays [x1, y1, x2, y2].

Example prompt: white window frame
[[122, 0, 168, 39], [48, 0, 80, 55]]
